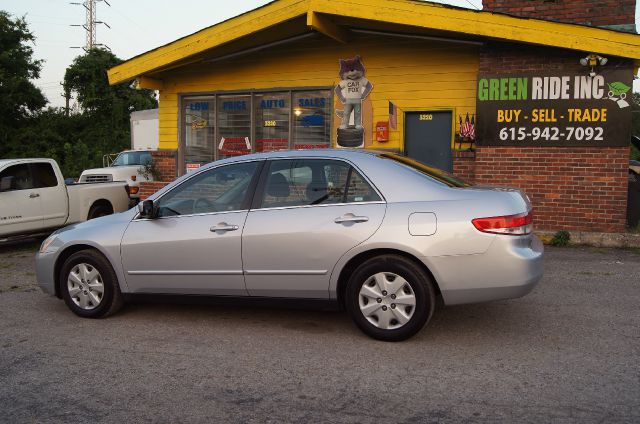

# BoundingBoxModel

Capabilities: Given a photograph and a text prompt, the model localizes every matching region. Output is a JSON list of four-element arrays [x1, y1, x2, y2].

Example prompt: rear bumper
[[428, 235, 544, 306]]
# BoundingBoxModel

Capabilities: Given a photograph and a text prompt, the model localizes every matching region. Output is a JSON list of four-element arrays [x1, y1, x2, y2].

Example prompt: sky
[[1, 0, 638, 107]]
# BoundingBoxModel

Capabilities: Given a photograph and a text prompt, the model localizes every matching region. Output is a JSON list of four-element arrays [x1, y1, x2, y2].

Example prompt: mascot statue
[[335, 55, 373, 130]]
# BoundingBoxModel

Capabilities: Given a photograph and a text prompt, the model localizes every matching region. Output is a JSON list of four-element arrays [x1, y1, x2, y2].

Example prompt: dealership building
[[108, 0, 640, 233]]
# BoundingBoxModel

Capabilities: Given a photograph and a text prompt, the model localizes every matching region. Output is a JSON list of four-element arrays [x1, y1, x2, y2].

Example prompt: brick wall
[[474, 147, 628, 232], [475, 42, 632, 232], [453, 150, 476, 182], [482, 0, 636, 30], [140, 150, 177, 200], [150, 150, 178, 182], [140, 181, 171, 200]]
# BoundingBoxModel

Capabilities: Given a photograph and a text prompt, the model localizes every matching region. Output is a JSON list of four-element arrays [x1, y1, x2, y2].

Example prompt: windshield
[[112, 151, 152, 167], [378, 153, 471, 188]]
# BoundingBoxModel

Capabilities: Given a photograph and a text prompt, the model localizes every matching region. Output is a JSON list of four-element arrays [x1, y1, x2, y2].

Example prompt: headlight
[[39, 234, 57, 253]]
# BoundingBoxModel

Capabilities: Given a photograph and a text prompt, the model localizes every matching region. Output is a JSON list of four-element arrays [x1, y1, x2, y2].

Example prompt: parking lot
[[0, 241, 639, 423]]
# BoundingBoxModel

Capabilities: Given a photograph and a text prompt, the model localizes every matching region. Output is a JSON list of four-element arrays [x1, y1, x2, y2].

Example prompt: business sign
[[186, 163, 201, 173], [476, 70, 632, 147]]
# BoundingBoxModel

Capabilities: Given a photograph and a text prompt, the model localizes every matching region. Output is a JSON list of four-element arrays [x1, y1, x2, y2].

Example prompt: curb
[[536, 230, 640, 248]]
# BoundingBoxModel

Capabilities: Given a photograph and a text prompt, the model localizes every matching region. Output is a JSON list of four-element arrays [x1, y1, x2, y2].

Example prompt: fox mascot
[[334, 55, 373, 130]]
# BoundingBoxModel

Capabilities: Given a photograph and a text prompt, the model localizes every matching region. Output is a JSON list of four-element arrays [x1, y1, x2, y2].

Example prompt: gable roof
[[107, 0, 640, 85]]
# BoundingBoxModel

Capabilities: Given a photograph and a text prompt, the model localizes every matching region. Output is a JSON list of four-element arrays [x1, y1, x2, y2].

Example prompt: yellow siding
[[157, 34, 479, 152]]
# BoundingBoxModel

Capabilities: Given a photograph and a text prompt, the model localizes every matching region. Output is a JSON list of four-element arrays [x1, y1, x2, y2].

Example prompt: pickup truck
[[0, 158, 130, 240], [79, 150, 154, 201]]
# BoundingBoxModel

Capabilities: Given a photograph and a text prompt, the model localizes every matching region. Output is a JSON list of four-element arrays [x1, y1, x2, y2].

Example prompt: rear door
[[242, 158, 386, 298], [30, 162, 68, 229], [0, 163, 43, 236]]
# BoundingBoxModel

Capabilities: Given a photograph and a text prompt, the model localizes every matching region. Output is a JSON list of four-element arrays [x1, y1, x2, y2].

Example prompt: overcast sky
[[1, 0, 637, 107]]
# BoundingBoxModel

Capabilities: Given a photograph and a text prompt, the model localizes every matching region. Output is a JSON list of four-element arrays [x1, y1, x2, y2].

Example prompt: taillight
[[472, 210, 533, 236], [129, 186, 139, 195]]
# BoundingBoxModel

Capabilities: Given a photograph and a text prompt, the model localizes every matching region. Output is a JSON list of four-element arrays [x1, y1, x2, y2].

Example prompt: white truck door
[[30, 162, 68, 229], [0, 163, 44, 236]]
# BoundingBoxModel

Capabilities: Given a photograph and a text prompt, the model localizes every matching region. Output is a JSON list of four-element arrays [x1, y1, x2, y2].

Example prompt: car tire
[[60, 249, 123, 318], [87, 203, 112, 220], [345, 255, 435, 341]]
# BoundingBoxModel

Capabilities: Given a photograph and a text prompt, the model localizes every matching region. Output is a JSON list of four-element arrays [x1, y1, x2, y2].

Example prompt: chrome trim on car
[[244, 270, 328, 275], [127, 270, 244, 275], [251, 201, 385, 213]]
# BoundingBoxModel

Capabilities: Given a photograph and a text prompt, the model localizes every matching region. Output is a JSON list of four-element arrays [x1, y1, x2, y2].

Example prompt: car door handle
[[29, 193, 40, 198], [210, 223, 239, 232], [334, 214, 369, 224]]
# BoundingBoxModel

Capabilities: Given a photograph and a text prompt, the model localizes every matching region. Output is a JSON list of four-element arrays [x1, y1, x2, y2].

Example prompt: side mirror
[[0, 176, 14, 192], [137, 199, 156, 219]]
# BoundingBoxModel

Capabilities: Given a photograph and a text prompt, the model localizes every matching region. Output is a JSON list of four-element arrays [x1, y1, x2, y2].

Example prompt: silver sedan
[[36, 150, 543, 341]]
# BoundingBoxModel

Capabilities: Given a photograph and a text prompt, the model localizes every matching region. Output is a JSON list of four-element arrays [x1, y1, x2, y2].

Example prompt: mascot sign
[[335, 55, 373, 148]]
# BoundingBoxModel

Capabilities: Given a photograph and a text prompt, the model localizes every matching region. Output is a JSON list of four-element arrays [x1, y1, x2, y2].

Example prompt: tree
[[0, 11, 46, 154], [63, 48, 158, 163]]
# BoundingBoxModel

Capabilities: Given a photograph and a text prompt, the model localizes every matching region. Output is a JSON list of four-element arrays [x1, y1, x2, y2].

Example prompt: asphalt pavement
[[0, 242, 639, 423]]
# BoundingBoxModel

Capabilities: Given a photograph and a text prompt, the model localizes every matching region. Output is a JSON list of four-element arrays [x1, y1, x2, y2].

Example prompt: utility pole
[[70, 0, 111, 51]]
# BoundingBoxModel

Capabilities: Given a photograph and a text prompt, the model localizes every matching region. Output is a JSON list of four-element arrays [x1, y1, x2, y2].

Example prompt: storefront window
[[183, 98, 215, 167], [254, 92, 289, 153], [217, 95, 251, 159], [292, 90, 332, 149], [181, 89, 333, 172]]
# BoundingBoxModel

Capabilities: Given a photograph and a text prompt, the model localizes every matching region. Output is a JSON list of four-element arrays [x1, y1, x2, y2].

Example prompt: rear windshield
[[378, 153, 471, 188]]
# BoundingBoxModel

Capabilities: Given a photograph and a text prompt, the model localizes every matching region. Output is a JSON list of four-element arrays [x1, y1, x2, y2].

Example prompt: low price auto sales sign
[[475, 69, 633, 147]]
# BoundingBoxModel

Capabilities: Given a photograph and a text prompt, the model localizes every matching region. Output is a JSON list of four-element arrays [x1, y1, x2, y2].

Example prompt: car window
[[0, 164, 33, 192], [31, 163, 58, 188], [112, 151, 152, 166], [156, 161, 259, 217], [378, 153, 471, 187], [259, 159, 379, 208], [346, 169, 381, 203]]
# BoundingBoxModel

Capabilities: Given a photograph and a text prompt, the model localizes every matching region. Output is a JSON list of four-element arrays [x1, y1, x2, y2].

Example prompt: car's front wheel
[[60, 249, 123, 318], [346, 255, 435, 341]]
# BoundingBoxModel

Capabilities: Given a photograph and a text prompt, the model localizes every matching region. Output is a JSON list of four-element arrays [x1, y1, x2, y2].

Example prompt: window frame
[[178, 87, 334, 175], [0, 163, 35, 192], [142, 159, 265, 220], [251, 157, 385, 211], [30, 163, 59, 189]]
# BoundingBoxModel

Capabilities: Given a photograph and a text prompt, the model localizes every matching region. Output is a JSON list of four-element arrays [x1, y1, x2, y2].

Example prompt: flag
[[461, 113, 475, 139], [389, 101, 397, 129]]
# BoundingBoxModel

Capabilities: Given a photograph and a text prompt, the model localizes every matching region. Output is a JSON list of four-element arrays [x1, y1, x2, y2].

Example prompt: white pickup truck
[[0, 158, 130, 240], [79, 150, 154, 201]]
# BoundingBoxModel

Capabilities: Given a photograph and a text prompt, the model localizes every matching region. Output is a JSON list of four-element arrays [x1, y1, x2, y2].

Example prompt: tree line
[[0, 11, 157, 177]]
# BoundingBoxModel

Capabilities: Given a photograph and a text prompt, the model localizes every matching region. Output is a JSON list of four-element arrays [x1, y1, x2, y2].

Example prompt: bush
[[550, 230, 571, 247]]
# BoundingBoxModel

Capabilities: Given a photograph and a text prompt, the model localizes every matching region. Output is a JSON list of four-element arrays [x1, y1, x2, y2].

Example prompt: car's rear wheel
[[60, 249, 123, 318], [345, 255, 435, 341]]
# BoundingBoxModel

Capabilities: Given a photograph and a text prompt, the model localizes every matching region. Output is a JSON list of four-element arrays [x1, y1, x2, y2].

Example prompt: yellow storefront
[[109, 0, 640, 232]]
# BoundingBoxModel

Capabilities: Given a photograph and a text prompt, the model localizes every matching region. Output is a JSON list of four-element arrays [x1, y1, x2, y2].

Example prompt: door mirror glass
[[138, 199, 156, 218]]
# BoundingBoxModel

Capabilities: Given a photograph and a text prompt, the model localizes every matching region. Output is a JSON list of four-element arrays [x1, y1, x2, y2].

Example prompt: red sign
[[376, 121, 389, 142], [186, 163, 201, 173]]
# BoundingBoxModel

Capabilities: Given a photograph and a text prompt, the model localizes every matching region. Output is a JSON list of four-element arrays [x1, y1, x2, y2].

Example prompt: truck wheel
[[88, 202, 113, 220], [60, 249, 123, 318], [345, 255, 435, 341]]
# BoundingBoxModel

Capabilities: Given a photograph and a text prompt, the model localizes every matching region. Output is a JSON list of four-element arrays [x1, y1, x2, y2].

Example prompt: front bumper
[[35, 250, 58, 296]]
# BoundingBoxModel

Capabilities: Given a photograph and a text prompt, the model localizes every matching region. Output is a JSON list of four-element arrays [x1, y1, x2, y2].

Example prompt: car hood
[[54, 208, 137, 237], [81, 166, 140, 175]]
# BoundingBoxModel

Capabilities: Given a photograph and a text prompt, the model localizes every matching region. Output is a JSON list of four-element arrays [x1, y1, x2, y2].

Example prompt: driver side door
[[121, 160, 262, 295]]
